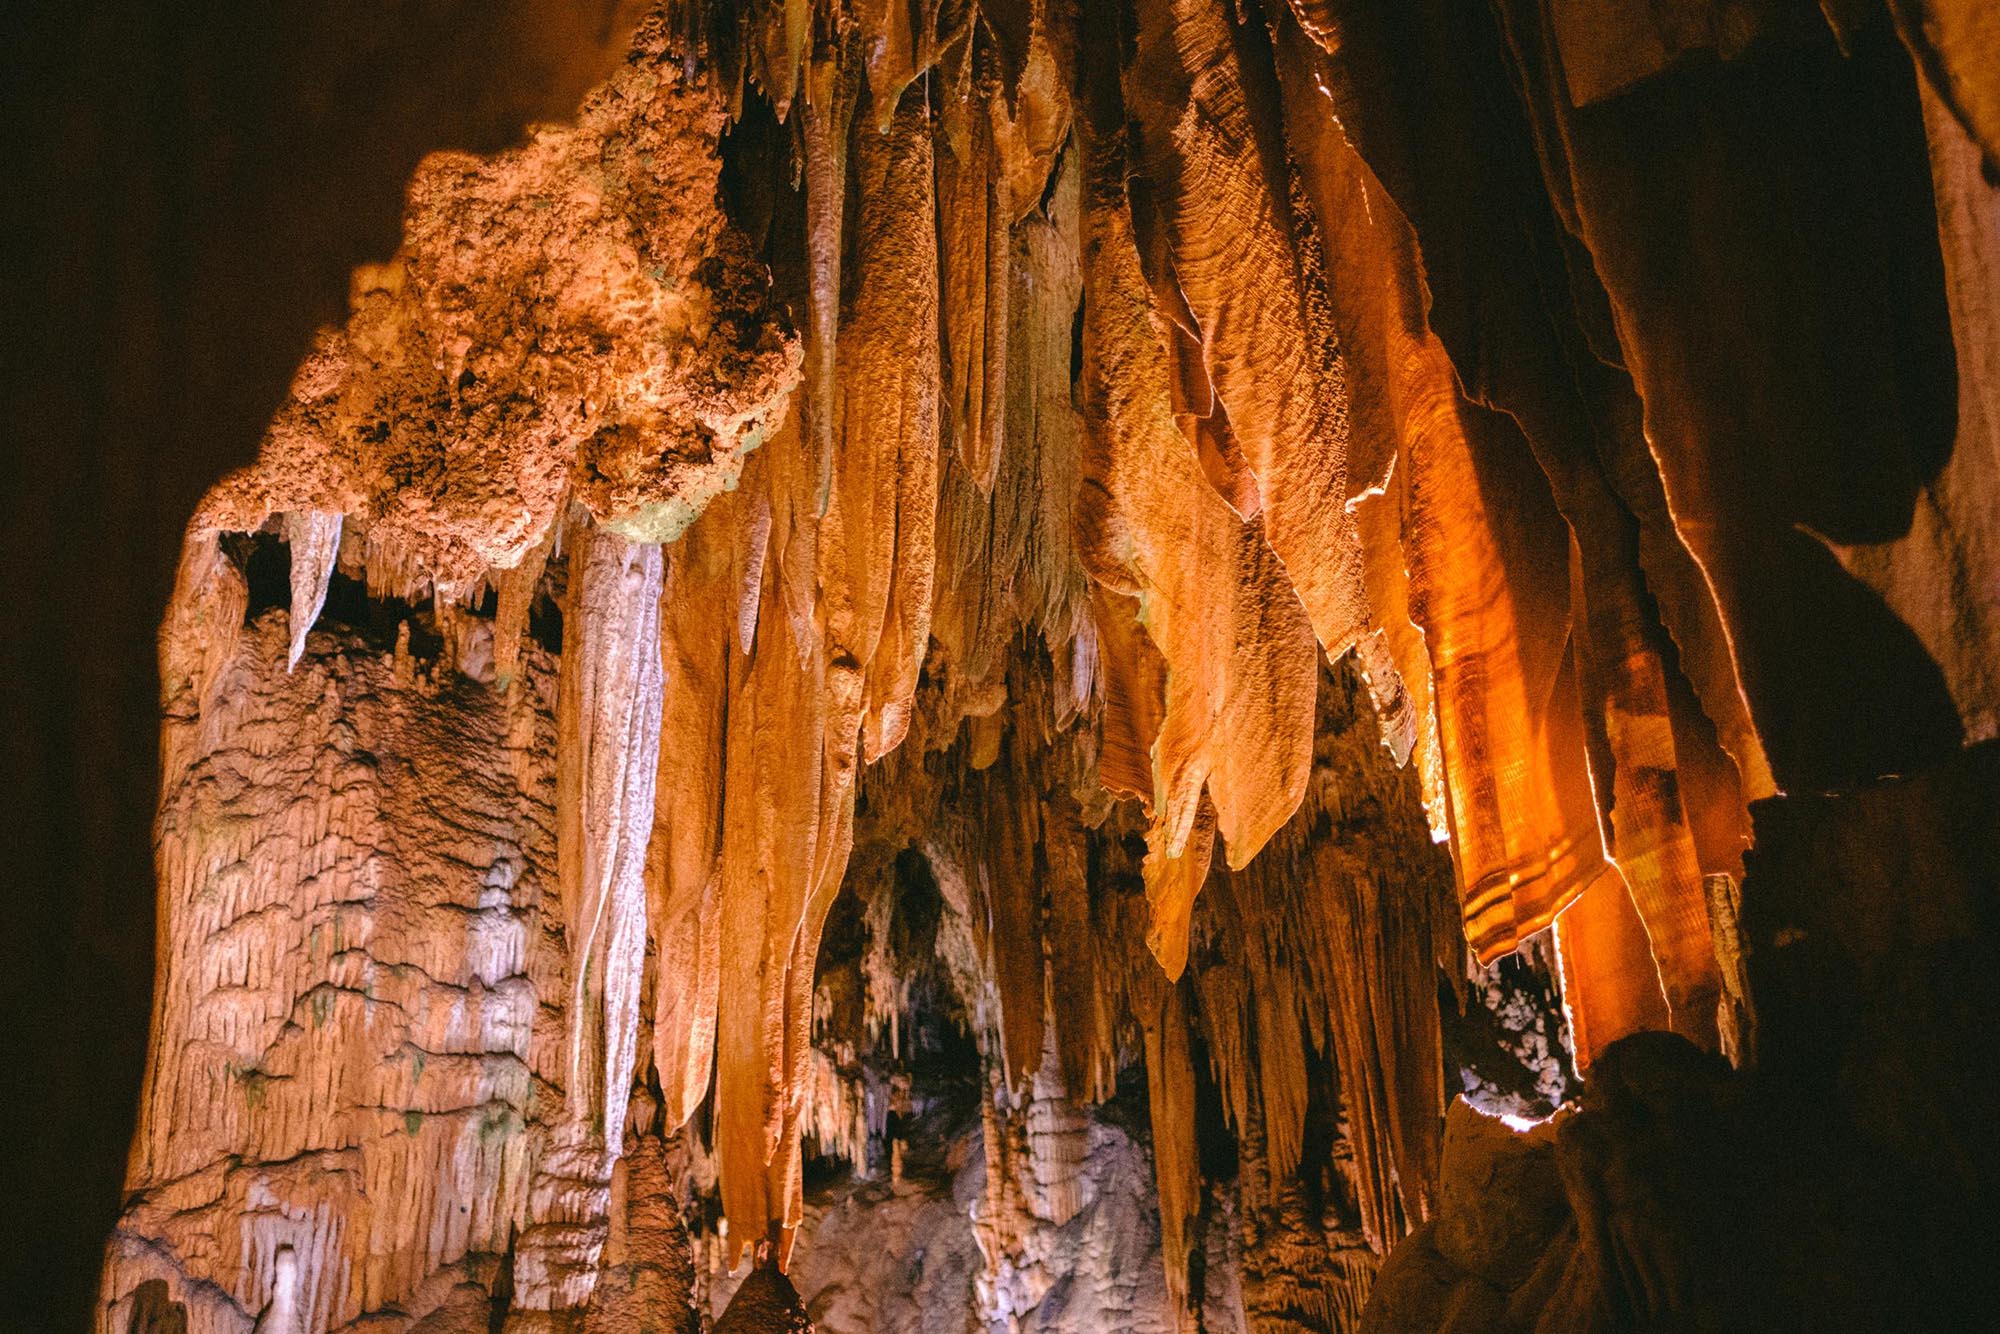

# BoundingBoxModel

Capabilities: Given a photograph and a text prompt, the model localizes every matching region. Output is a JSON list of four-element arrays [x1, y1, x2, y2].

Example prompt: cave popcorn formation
[[100, 2, 2000, 1331]]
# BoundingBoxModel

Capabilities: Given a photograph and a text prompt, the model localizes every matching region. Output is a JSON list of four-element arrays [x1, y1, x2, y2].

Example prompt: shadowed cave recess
[[78, 1, 2000, 1330]]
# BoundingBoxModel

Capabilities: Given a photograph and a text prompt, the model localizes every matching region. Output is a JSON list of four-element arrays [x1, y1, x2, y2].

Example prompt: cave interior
[[9, 1, 2000, 1331]]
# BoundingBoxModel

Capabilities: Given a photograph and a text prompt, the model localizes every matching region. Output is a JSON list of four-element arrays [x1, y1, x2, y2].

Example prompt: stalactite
[[745, 0, 809, 119], [1076, 103, 1319, 978], [1402, 387, 1604, 964], [799, 48, 856, 512], [649, 482, 739, 1133], [937, 49, 1000, 491], [493, 526, 555, 691], [556, 526, 665, 1152], [1090, 585, 1168, 806], [1044, 794, 1117, 1104], [1124, 0, 1368, 661], [1138, 975, 1201, 1333], [936, 43, 1015, 494], [1263, 0, 1749, 1056], [1552, 868, 1671, 1072], [515, 525, 666, 1318], [710, 443, 833, 1264], [843, 84, 943, 763], [1568, 547, 1721, 1043], [976, 743, 1049, 1090], [976, 102, 1014, 491], [281, 512, 340, 671], [929, 134, 1090, 707], [1184, 659, 1453, 1261], [156, 530, 246, 785]]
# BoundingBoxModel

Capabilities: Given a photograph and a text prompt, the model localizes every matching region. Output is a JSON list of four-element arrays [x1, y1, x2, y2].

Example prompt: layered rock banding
[[98, 2, 2000, 1331]]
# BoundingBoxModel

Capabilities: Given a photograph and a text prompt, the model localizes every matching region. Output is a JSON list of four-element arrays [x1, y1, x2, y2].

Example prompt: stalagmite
[[109, 571, 570, 1329], [251, 1248, 304, 1334]]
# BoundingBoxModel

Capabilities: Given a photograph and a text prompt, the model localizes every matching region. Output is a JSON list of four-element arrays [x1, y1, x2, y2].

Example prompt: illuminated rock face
[[95, 2, 2000, 1331]]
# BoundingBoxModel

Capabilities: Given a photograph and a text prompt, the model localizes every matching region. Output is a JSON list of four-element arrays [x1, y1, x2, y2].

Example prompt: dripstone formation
[[93, 2, 2000, 1331]]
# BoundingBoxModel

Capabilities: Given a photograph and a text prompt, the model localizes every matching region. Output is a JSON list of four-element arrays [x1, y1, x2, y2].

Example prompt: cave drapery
[[90, 1, 2000, 1331]]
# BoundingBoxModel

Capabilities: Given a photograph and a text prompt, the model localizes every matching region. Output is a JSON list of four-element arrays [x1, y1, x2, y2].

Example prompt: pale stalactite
[[556, 526, 665, 1150], [514, 522, 668, 1319], [281, 511, 341, 671]]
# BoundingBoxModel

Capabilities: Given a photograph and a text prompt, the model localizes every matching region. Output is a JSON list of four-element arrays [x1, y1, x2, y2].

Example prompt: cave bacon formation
[[100, 1, 2000, 1330]]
